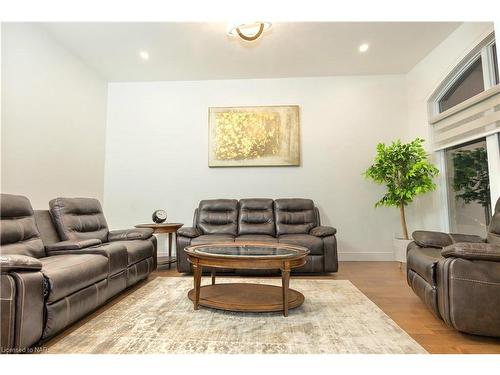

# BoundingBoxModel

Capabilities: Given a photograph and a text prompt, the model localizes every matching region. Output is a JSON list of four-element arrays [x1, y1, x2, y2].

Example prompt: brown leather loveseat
[[0, 194, 157, 353], [406, 197, 500, 337], [177, 198, 338, 273]]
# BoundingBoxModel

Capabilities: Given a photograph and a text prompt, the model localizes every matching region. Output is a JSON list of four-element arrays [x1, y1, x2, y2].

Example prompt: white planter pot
[[393, 238, 412, 263]]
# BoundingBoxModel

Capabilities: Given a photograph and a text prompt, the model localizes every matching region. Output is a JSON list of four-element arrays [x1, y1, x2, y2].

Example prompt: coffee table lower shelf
[[157, 256, 176, 266], [187, 283, 304, 313]]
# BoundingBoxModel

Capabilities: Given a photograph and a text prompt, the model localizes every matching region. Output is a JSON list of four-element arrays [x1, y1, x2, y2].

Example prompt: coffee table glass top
[[188, 243, 307, 258]]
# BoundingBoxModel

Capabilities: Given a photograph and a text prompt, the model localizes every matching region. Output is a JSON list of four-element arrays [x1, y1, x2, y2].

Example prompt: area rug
[[46, 277, 427, 354]]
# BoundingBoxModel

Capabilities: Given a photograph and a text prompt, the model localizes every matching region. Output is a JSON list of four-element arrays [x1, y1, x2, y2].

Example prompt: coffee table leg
[[168, 233, 173, 269], [193, 264, 202, 310], [281, 265, 290, 317], [211, 270, 216, 285]]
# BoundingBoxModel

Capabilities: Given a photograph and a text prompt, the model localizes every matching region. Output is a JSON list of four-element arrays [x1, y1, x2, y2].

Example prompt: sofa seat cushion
[[407, 246, 442, 285], [40, 254, 109, 303], [278, 234, 323, 255], [111, 240, 154, 266], [190, 234, 235, 246], [235, 235, 278, 243]]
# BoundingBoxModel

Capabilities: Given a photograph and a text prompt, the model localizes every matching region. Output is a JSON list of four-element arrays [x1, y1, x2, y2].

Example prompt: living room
[[1, 0, 499, 371]]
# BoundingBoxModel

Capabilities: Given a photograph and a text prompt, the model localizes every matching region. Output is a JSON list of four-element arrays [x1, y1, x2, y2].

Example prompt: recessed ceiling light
[[139, 51, 149, 60], [359, 43, 369, 53]]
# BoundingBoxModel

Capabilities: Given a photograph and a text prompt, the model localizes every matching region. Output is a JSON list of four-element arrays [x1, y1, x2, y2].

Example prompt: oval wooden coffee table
[[184, 242, 309, 317]]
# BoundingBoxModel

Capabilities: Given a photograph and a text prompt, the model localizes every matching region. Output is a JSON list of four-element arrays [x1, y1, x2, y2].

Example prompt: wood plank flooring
[[45, 261, 500, 354]]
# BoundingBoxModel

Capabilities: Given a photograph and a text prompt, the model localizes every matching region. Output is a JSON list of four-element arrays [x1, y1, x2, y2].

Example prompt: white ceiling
[[42, 22, 462, 82]]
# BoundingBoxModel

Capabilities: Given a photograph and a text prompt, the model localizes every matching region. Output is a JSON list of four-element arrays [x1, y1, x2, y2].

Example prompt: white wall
[[1, 23, 108, 209], [405, 22, 495, 232], [104, 76, 407, 260]]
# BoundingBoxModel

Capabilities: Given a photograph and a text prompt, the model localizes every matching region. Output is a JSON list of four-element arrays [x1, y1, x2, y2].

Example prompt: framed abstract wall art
[[208, 105, 300, 167]]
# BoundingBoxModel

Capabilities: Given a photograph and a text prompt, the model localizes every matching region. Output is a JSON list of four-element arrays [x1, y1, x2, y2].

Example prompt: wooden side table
[[135, 223, 183, 269]]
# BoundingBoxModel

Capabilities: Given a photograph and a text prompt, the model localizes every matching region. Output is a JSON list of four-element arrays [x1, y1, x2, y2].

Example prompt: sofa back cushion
[[49, 197, 109, 242], [0, 194, 46, 258], [274, 198, 317, 235], [238, 199, 275, 236], [487, 198, 500, 246], [197, 199, 238, 235]]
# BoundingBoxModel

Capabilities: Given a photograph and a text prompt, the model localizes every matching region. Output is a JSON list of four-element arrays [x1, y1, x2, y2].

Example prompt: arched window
[[429, 33, 500, 236], [438, 57, 484, 113]]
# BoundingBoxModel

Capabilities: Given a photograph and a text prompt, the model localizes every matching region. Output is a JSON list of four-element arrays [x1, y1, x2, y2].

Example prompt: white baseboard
[[338, 252, 395, 261]]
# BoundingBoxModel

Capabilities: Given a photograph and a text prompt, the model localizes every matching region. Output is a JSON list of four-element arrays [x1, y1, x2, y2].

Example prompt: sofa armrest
[[0, 254, 42, 273], [177, 227, 201, 238], [412, 230, 484, 249], [310, 226, 337, 237], [448, 233, 485, 244], [1, 271, 45, 351], [412, 231, 453, 248], [108, 228, 154, 241], [442, 242, 500, 262], [45, 239, 102, 252]]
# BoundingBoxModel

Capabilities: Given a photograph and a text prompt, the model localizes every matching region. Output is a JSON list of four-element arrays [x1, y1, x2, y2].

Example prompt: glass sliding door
[[445, 138, 491, 236]]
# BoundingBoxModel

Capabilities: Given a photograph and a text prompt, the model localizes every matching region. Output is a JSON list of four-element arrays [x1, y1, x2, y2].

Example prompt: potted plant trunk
[[364, 138, 439, 264]]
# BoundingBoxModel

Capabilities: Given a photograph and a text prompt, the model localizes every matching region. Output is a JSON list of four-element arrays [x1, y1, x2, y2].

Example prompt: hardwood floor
[[45, 261, 500, 354]]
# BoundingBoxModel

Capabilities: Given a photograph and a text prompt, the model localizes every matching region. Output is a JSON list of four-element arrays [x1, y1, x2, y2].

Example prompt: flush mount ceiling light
[[358, 43, 369, 53], [139, 51, 150, 60], [227, 22, 272, 41]]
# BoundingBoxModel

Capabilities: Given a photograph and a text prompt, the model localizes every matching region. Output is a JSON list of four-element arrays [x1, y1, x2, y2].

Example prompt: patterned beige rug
[[47, 277, 426, 354]]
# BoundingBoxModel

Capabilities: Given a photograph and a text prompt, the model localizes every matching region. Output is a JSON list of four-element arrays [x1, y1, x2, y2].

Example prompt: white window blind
[[430, 85, 500, 151]]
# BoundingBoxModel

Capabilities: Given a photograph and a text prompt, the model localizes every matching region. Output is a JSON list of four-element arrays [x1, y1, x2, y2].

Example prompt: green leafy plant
[[364, 138, 439, 240], [452, 147, 491, 225]]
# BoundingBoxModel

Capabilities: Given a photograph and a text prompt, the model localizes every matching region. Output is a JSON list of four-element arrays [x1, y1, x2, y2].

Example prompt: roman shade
[[430, 85, 500, 151]]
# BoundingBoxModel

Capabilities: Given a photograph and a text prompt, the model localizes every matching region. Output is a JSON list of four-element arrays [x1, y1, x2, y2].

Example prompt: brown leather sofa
[[0, 194, 157, 353], [407, 197, 500, 337], [177, 198, 338, 273]]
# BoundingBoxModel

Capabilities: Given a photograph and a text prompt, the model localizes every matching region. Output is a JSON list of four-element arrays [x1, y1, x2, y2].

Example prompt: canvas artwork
[[208, 105, 300, 167]]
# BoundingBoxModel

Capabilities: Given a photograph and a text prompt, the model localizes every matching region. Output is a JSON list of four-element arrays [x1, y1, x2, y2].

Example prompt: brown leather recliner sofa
[[407, 197, 500, 337], [0, 194, 157, 353], [177, 198, 338, 273]]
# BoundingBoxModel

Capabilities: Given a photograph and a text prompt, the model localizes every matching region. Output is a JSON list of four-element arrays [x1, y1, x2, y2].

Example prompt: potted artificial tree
[[364, 138, 439, 262], [452, 147, 491, 225]]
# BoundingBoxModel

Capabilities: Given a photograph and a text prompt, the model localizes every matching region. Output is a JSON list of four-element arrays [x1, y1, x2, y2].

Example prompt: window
[[433, 34, 499, 115], [438, 57, 484, 113], [445, 138, 491, 236]]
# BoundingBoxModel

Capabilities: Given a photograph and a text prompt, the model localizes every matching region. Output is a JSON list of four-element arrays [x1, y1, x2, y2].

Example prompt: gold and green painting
[[208, 105, 300, 167]]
